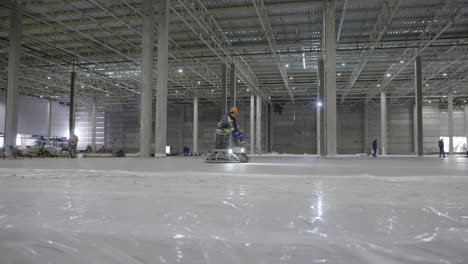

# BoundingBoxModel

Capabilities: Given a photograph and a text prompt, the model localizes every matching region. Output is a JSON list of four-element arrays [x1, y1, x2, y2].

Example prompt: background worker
[[438, 138, 446, 158], [372, 139, 378, 157], [69, 133, 79, 158]]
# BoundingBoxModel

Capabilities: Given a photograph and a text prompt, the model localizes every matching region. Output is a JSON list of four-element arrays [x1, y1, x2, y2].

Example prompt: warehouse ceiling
[[0, 0, 467, 109]]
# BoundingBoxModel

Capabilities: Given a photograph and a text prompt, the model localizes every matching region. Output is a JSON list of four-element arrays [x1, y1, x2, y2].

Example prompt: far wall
[[0, 93, 104, 150], [0, 93, 69, 137], [104, 102, 467, 154], [1, 93, 467, 154]]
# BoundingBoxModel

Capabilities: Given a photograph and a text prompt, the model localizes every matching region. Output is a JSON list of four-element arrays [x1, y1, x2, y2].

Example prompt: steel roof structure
[[0, 0, 467, 110]]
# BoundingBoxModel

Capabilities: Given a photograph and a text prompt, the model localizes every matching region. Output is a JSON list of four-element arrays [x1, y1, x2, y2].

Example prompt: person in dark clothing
[[372, 139, 378, 157], [438, 139, 446, 157], [183, 146, 190, 156], [85, 144, 93, 153]]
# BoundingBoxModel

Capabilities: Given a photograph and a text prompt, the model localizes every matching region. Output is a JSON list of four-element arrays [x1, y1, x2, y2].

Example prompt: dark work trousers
[[372, 147, 377, 157], [439, 148, 445, 157]]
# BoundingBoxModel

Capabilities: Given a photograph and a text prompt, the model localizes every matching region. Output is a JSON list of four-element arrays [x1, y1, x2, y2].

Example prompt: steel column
[[265, 103, 269, 153], [155, 0, 169, 156], [47, 99, 52, 145], [363, 103, 368, 153], [269, 103, 274, 152], [413, 104, 418, 154], [250, 95, 255, 154], [179, 106, 184, 152], [91, 97, 97, 151], [256, 96, 262, 154], [465, 103, 468, 151], [193, 96, 198, 154], [415, 56, 424, 156], [317, 59, 325, 156], [448, 84, 454, 155], [323, 0, 337, 156], [229, 64, 236, 108], [5, 3, 21, 151], [381, 91, 387, 155], [139, 0, 155, 157], [221, 64, 227, 114], [69, 70, 75, 137]]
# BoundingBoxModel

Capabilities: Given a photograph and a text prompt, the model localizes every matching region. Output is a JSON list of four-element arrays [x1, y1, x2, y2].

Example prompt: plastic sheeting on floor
[[0, 156, 467, 263]]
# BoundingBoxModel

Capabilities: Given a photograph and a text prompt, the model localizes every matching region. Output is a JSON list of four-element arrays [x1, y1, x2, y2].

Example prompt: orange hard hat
[[230, 107, 238, 114]]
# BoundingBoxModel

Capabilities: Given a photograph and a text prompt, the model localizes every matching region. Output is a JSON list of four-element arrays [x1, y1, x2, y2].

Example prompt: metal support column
[[229, 64, 236, 108], [317, 59, 325, 156], [256, 96, 262, 154], [265, 104, 268, 153], [380, 91, 387, 155], [250, 95, 255, 154], [91, 97, 97, 151], [46, 99, 52, 145], [193, 96, 198, 155], [448, 84, 454, 155], [363, 103, 368, 153], [269, 103, 274, 153], [69, 70, 75, 138], [221, 64, 227, 114], [323, 0, 337, 156], [139, 0, 155, 157], [415, 56, 423, 156], [179, 106, 184, 152], [5, 3, 21, 151], [465, 103, 468, 152], [317, 105, 321, 155], [155, 0, 169, 156], [413, 104, 418, 154]]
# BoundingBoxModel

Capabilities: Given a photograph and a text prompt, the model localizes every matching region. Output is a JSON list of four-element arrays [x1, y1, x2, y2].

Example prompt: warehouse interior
[[1, 0, 468, 263]]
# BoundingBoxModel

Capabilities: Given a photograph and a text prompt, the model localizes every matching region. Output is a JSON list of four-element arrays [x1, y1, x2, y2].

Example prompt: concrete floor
[[0, 155, 467, 263]]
